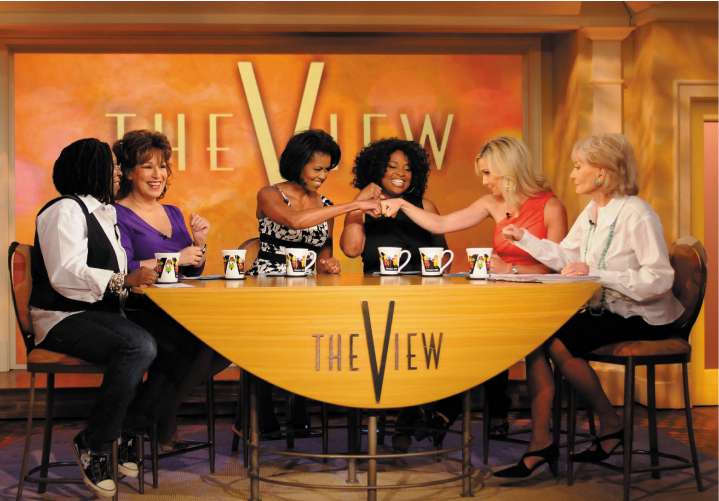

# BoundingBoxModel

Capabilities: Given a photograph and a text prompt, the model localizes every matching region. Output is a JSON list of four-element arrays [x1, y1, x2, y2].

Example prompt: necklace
[[583, 200, 625, 316]]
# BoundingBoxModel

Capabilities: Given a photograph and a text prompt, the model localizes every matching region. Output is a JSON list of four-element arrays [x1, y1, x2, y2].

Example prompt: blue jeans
[[38, 310, 157, 451]]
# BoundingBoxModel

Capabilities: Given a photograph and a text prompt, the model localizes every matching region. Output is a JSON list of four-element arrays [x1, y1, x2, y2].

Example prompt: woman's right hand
[[125, 267, 158, 288], [356, 182, 382, 201], [179, 245, 204, 266], [357, 198, 382, 218], [502, 224, 525, 241]]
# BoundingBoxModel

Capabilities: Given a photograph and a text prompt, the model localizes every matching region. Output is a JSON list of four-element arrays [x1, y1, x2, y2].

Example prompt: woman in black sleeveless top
[[340, 138, 458, 452], [341, 138, 446, 273]]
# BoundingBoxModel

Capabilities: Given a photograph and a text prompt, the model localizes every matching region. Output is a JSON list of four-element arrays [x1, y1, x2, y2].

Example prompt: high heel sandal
[[571, 428, 624, 463], [493, 443, 559, 479]]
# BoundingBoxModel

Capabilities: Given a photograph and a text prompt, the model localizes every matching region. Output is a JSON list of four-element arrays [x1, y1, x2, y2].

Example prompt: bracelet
[[107, 272, 127, 295]]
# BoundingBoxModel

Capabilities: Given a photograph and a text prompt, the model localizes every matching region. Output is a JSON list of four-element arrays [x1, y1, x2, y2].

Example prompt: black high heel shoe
[[493, 443, 559, 479], [571, 428, 624, 463]]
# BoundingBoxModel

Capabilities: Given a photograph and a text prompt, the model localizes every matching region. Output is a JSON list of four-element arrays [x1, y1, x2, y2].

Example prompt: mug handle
[[306, 250, 317, 273], [439, 250, 454, 274], [397, 249, 412, 273]]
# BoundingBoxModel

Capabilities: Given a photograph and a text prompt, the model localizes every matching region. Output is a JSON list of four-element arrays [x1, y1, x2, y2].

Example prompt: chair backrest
[[8, 242, 35, 352], [237, 237, 260, 270], [670, 236, 708, 339]]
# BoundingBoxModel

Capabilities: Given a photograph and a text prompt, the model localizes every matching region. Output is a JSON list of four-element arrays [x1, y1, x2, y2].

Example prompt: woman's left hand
[[488, 254, 512, 274], [317, 256, 341, 274], [561, 262, 590, 276], [189, 213, 210, 246]]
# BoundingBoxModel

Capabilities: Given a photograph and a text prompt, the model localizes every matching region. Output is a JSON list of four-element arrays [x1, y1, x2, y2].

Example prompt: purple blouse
[[115, 203, 204, 276]]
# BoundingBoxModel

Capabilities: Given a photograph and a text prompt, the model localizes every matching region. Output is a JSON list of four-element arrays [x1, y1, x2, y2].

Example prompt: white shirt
[[514, 195, 684, 325], [30, 195, 128, 344]]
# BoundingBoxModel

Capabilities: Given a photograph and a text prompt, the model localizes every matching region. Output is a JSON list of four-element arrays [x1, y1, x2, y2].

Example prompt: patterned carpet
[[0, 408, 716, 500]]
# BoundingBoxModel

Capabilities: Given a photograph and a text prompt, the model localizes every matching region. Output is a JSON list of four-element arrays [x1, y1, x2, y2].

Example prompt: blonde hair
[[474, 136, 550, 208], [571, 133, 639, 196]]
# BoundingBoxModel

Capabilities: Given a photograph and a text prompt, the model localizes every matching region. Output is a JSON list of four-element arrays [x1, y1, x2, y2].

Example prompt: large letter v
[[362, 301, 394, 403]]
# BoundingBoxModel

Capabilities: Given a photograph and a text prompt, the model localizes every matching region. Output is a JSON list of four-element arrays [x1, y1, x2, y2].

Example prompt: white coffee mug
[[155, 252, 180, 283], [419, 247, 454, 276], [466, 247, 493, 279], [285, 248, 317, 276], [223, 249, 247, 280], [378, 246, 411, 275]]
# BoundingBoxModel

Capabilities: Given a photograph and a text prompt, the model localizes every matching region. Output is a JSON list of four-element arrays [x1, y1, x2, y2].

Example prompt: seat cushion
[[591, 338, 690, 357], [27, 348, 100, 368]]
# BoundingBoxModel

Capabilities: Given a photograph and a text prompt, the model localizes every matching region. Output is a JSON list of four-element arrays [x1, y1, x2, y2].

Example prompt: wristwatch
[[511, 264, 519, 274]]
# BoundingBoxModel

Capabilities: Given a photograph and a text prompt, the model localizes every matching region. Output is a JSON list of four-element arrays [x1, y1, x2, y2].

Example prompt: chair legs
[[206, 377, 216, 473], [567, 358, 704, 500], [567, 379, 576, 485], [39, 373, 56, 493], [147, 377, 216, 488], [646, 364, 660, 479], [682, 362, 704, 492], [481, 384, 490, 465], [15, 372, 36, 501], [622, 358, 636, 501]]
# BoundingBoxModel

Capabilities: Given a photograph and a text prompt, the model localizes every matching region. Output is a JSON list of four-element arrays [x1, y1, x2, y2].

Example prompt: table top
[[143, 273, 599, 408]]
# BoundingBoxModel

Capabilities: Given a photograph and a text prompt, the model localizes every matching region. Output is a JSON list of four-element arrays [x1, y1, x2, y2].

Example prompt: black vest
[[30, 195, 121, 313]]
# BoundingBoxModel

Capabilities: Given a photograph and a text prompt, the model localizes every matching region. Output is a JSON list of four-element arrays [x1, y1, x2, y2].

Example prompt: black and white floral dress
[[249, 185, 333, 275]]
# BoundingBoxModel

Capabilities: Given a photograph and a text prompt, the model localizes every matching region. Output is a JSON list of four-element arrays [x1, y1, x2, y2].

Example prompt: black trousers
[[125, 298, 230, 443], [38, 310, 157, 451]]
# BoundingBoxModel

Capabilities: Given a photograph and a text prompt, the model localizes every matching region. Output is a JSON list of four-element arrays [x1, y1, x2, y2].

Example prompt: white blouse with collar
[[514, 195, 684, 326]]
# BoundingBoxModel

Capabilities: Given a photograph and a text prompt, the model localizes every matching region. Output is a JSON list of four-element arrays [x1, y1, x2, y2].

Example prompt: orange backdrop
[[14, 53, 523, 364]]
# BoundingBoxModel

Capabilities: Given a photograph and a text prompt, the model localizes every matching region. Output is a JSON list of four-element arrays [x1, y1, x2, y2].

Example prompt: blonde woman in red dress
[[381, 136, 568, 463]]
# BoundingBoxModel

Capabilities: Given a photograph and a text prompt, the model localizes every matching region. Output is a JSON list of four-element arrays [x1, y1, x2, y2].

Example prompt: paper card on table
[[152, 282, 195, 288], [489, 274, 600, 283]]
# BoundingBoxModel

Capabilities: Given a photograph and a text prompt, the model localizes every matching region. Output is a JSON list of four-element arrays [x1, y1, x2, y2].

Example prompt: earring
[[593, 177, 603, 187], [504, 178, 516, 192]]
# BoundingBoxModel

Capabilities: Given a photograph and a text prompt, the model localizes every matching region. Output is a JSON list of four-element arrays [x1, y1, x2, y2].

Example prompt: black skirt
[[555, 309, 678, 358]]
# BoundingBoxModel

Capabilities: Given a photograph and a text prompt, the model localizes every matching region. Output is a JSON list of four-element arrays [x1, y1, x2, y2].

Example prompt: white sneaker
[[118, 434, 140, 478], [72, 433, 117, 498]]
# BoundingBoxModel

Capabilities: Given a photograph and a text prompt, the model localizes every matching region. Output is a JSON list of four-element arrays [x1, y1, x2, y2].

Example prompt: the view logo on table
[[312, 301, 443, 403]]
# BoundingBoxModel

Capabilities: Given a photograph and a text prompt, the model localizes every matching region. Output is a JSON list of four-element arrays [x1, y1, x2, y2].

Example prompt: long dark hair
[[52, 138, 115, 204]]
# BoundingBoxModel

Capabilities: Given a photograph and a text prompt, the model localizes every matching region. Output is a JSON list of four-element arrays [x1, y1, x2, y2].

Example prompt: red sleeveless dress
[[493, 191, 554, 265]]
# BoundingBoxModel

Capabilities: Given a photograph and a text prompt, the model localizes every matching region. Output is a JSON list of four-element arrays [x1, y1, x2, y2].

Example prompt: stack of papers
[[488, 274, 600, 283]]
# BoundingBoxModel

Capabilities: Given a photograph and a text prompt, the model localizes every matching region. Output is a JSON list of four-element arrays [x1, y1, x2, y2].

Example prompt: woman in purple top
[[114, 130, 228, 448]]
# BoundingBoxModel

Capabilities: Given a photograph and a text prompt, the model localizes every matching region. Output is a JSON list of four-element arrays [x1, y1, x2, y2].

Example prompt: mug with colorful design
[[378, 246, 411, 275], [154, 252, 180, 283], [285, 248, 317, 276], [223, 249, 247, 279], [419, 247, 454, 276], [466, 247, 493, 279]]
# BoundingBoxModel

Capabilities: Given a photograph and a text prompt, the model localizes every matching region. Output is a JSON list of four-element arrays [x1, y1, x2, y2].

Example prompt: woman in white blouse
[[495, 133, 684, 479]]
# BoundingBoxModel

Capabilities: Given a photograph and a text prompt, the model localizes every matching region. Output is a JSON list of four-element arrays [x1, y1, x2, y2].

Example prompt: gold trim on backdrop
[[674, 81, 717, 239], [0, 45, 11, 372]]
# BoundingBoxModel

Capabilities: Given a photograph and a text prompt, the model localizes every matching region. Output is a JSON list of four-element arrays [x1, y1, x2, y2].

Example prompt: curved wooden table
[[143, 273, 599, 500]]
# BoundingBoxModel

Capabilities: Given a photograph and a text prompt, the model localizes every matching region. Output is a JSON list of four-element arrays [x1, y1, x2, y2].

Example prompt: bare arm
[[340, 183, 382, 258], [515, 197, 568, 273], [382, 196, 490, 234], [258, 186, 379, 230]]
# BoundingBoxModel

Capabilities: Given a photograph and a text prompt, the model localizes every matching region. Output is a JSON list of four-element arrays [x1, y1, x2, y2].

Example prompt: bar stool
[[10, 242, 131, 500], [567, 236, 706, 500]]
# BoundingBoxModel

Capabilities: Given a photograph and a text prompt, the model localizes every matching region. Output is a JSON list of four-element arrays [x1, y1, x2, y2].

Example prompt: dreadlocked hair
[[52, 138, 115, 204]]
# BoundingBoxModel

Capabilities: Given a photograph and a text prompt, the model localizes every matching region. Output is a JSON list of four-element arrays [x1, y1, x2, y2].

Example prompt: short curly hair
[[352, 138, 430, 198], [279, 129, 341, 184], [113, 130, 173, 200]]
